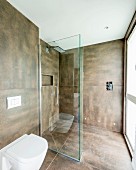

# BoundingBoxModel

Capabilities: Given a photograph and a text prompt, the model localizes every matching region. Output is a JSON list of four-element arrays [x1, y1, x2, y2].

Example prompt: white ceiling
[[8, 0, 136, 49]]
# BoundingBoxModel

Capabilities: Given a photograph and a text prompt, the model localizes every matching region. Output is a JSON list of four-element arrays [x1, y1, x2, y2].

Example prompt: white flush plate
[[7, 96, 21, 109]]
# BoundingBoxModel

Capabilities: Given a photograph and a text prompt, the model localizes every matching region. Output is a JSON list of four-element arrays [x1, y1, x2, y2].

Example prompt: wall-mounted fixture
[[7, 96, 21, 109], [106, 82, 113, 91], [45, 45, 65, 54], [45, 47, 50, 53]]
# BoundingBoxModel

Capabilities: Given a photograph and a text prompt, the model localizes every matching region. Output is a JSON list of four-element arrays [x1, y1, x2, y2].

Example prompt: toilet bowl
[[0, 134, 48, 170]]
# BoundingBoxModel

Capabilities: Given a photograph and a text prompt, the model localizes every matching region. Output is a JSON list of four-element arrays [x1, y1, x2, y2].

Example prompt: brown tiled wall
[[40, 39, 59, 132], [83, 40, 124, 132], [59, 50, 80, 121], [59, 53, 74, 115], [0, 0, 39, 148]]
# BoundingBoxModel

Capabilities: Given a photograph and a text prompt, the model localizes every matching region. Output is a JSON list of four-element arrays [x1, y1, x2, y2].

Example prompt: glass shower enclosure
[[39, 35, 83, 161]]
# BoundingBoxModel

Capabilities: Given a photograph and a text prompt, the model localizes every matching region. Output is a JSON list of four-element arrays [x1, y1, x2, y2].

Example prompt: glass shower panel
[[79, 35, 83, 160], [41, 35, 83, 161]]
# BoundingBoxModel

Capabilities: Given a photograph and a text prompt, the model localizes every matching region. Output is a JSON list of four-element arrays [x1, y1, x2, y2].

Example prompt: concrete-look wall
[[59, 53, 74, 115], [59, 49, 80, 122], [83, 40, 124, 132], [40, 39, 59, 132], [0, 0, 39, 148]]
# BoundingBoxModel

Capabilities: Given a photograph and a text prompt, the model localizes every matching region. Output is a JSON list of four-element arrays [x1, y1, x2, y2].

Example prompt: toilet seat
[[5, 134, 48, 164]]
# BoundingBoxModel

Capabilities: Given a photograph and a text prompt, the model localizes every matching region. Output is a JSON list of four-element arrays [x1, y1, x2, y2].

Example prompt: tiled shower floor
[[41, 124, 132, 170], [42, 122, 79, 159]]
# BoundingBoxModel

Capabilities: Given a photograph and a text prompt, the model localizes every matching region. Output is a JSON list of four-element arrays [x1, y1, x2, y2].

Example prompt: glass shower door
[[40, 35, 83, 161]]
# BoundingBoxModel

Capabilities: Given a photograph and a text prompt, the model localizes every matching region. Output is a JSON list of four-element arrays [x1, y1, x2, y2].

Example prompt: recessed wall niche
[[42, 74, 53, 86]]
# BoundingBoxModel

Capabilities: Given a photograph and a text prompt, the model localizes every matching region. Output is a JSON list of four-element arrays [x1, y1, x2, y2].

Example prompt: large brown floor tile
[[40, 125, 132, 170]]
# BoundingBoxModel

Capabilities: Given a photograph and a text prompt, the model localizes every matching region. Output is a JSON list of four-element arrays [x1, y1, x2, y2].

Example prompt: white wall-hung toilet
[[0, 134, 48, 170]]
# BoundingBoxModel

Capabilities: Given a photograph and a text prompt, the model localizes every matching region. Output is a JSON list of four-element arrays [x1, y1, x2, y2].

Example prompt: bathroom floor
[[42, 122, 79, 159], [40, 125, 132, 170]]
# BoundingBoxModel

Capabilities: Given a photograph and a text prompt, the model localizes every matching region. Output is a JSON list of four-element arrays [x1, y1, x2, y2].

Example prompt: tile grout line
[[45, 152, 59, 170], [45, 124, 77, 169], [45, 129, 71, 170]]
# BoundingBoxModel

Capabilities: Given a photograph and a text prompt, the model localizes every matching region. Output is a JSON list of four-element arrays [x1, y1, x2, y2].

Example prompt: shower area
[[39, 35, 83, 161]]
